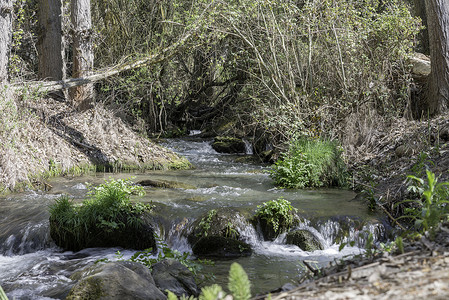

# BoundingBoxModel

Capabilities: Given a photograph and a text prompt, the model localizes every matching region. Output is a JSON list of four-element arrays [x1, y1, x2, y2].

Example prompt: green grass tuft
[[270, 138, 348, 189]]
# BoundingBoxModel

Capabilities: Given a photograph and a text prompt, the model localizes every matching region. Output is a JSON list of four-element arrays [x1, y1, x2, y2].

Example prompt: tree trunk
[[0, 0, 13, 83], [37, 0, 64, 81], [70, 0, 93, 110], [412, 0, 430, 54], [424, 0, 449, 115]]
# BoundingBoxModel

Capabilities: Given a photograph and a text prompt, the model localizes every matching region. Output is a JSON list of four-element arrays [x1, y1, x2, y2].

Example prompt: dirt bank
[[0, 91, 190, 192]]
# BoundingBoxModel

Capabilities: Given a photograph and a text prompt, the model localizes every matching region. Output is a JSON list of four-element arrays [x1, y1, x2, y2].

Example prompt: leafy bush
[[270, 138, 347, 189], [255, 198, 298, 234], [49, 178, 151, 246]]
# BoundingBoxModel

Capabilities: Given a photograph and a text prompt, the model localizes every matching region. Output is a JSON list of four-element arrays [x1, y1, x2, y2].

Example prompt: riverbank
[[0, 91, 190, 193], [259, 223, 449, 299]]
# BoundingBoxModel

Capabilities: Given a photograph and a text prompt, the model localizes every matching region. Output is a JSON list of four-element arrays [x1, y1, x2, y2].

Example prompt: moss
[[66, 276, 105, 300]]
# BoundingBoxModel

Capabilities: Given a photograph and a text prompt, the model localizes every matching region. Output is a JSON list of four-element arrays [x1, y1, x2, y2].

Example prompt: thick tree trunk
[[70, 0, 93, 110], [424, 0, 449, 115], [37, 0, 64, 81], [0, 0, 13, 83]]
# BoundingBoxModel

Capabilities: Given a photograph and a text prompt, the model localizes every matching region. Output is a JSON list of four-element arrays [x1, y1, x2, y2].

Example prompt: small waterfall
[[243, 139, 253, 155], [189, 130, 202, 136], [0, 221, 52, 256], [316, 217, 388, 248]]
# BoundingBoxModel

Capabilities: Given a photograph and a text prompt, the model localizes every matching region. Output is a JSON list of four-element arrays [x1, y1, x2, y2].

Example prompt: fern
[[199, 285, 224, 300], [167, 291, 178, 300], [228, 263, 251, 300]]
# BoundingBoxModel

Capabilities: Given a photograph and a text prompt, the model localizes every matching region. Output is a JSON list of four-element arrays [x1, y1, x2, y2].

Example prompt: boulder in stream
[[151, 259, 199, 297], [67, 261, 166, 300], [211, 136, 246, 154], [188, 208, 253, 258], [137, 179, 196, 189], [285, 229, 324, 252], [50, 211, 157, 252]]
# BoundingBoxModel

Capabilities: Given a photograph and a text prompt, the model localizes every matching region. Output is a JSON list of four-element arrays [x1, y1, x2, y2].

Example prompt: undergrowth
[[399, 170, 449, 237], [270, 138, 348, 189]]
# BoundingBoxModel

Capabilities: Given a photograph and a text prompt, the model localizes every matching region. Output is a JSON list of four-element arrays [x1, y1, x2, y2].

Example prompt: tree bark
[[424, 0, 449, 115], [70, 0, 94, 110], [0, 0, 13, 84], [37, 0, 64, 81], [412, 0, 430, 54]]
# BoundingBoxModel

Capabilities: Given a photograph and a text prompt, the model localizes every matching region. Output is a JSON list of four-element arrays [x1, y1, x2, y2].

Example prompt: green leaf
[[228, 263, 251, 300]]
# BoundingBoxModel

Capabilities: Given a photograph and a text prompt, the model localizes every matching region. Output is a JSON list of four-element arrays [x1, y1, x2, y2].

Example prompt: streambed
[[0, 137, 388, 298]]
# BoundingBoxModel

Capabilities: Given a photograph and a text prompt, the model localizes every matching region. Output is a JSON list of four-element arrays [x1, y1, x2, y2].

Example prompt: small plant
[[255, 198, 298, 234], [410, 152, 434, 178], [398, 170, 449, 236], [197, 209, 217, 237], [269, 138, 347, 189], [224, 222, 238, 239], [128, 236, 211, 275]]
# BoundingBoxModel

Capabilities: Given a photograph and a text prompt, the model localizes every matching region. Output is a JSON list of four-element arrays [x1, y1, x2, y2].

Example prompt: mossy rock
[[211, 136, 246, 154], [50, 211, 157, 252], [188, 208, 253, 258], [188, 208, 249, 245], [152, 259, 199, 297], [285, 229, 323, 252], [252, 216, 298, 241], [192, 236, 252, 258], [137, 179, 196, 189], [67, 261, 166, 300], [234, 155, 259, 164]]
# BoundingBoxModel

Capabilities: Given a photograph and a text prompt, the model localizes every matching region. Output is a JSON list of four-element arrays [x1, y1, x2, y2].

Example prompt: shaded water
[[0, 137, 388, 298]]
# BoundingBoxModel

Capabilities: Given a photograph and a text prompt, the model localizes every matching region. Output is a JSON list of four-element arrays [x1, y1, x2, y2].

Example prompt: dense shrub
[[270, 138, 347, 189]]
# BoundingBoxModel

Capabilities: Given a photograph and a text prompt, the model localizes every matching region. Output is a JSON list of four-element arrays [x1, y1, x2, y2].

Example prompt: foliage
[[270, 138, 347, 189], [49, 178, 151, 245], [255, 198, 298, 234], [399, 170, 449, 235], [167, 263, 250, 300], [88, 0, 421, 143], [127, 236, 211, 276], [228, 262, 251, 300], [0, 284, 8, 300], [197, 209, 217, 237]]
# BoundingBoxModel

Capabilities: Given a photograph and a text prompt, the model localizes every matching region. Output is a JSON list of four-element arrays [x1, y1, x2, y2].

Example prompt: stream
[[0, 137, 389, 299]]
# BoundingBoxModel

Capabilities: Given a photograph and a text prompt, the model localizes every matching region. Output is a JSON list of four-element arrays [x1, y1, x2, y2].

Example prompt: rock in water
[[285, 229, 323, 252], [152, 259, 199, 297], [67, 261, 166, 300]]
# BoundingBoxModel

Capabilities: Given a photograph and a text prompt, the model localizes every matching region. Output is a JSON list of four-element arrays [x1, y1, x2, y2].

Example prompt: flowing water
[[0, 137, 389, 298]]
